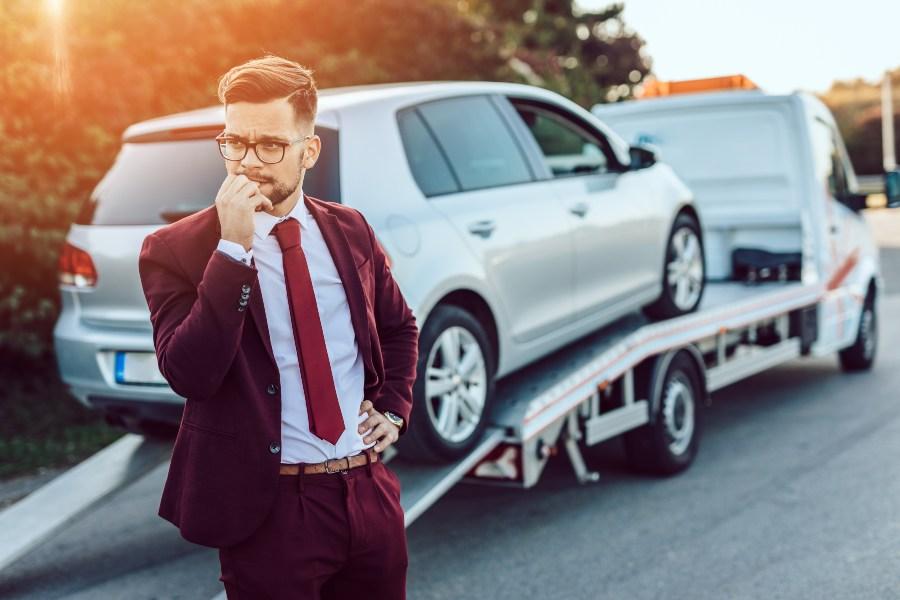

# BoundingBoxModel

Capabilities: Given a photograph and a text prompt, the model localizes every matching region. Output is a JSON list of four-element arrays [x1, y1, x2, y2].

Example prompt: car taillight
[[58, 241, 98, 288]]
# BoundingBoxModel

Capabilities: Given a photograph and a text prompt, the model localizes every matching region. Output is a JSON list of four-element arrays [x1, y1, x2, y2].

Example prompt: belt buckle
[[325, 456, 350, 474]]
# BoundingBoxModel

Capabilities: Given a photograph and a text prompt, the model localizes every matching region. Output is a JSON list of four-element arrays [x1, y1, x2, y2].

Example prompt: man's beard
[[267, 176, 299, 205], [266, 168, 303, 206], [245, 156, 304, 206]]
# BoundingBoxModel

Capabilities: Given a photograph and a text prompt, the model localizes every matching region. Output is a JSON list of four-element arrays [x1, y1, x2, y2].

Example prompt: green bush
[[0, 355, 124, 480], [0, 0, 647, 362]]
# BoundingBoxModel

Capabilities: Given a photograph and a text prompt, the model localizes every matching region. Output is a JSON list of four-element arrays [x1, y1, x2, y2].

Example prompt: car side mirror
[[886, 170, 900, 208], [629, 144, 657, 170]]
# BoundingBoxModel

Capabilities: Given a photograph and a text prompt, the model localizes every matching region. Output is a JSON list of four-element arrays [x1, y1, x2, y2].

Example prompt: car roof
[[121, 80, 564, 141]]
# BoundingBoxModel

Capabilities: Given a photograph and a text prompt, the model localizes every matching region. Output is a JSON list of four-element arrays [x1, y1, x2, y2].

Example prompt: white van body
[[592, 89, 882, 356]]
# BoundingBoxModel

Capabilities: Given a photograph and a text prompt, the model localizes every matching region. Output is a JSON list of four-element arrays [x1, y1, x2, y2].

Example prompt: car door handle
[[569, 202, 589, 218], [467, 220, 496, 238]]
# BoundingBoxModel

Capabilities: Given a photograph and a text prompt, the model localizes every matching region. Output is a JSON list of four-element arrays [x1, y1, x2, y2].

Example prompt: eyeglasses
[[215, 132, 312, 164]]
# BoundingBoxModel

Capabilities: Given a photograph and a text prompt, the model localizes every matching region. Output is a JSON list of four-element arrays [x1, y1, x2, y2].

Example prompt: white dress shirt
[[216, 191, 374, 463]]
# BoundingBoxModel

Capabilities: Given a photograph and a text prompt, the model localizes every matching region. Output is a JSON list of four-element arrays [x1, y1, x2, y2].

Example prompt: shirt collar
[[253, 190, 309, 241]]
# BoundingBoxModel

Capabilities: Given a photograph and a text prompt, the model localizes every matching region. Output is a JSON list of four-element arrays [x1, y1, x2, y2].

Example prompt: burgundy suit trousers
[[217, 452, 408, 599]]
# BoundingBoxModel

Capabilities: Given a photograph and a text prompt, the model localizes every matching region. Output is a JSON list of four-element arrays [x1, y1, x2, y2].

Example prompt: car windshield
[[78, 127, 340, 225]]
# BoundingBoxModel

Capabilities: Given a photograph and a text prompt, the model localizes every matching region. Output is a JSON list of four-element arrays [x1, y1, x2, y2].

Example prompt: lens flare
[[46, 0, 71, 101], [46, 0, 63, 17]]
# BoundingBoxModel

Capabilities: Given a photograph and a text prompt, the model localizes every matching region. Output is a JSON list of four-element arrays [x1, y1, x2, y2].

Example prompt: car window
[[415, 95, 533, 191], [513, 104, 609, 177], [77, 127, 341, 225], [397, 109, 459, 196]]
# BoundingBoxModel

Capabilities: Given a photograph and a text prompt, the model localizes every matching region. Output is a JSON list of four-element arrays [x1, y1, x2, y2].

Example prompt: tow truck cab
[[592, 74, 900, 357]]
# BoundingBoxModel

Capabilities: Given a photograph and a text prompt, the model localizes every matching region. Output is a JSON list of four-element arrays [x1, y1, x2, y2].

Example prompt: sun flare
[[46, 0, 63, 18], [46, 0, 71, 100]]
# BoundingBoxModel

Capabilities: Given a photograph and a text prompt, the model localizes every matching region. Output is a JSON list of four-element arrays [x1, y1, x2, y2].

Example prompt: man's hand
[[216, 173, 274, 251], [358, 399, 399, 453]]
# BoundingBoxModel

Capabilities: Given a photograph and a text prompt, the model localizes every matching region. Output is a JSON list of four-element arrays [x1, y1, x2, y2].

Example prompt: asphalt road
[[1, 251, 899, 598], [407, 292, 900, 599]]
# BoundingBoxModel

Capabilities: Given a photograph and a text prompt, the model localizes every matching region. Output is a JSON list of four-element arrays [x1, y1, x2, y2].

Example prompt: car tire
[[623, 351, 703, 476], [394, 305, 495, 463], [839, 287, 877, 372], [643, 212, 705, 320]]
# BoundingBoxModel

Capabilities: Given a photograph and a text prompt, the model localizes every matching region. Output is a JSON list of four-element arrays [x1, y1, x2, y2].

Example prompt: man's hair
[[217, 55, 318, 125]]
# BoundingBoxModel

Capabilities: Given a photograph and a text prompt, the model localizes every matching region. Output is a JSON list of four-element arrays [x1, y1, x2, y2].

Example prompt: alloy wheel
[[424, 326, 488, 443]]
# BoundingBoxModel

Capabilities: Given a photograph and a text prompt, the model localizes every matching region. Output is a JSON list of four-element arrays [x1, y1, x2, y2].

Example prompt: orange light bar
[[638, 74, 758, 99]]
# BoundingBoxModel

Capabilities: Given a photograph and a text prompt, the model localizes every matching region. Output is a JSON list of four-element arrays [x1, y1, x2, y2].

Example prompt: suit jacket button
[[239, 298, 249, 306], [269, 443, 280, 454], [266, 383, 279, 395], [242, 284, 251, 292], [237, 305, 246, 312]]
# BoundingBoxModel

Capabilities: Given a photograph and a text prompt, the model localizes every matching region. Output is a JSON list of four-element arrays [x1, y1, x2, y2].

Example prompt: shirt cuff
[[216, 238, 253, 266]]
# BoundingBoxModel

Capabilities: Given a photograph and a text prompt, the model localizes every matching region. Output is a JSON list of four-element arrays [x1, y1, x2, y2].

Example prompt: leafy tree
[[819, 67, 900, 175], [0, 0, 647, 360], [464, 0, 651, 106]]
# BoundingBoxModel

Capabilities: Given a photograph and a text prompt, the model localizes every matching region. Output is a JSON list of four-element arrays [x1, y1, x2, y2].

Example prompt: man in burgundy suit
[[138, 55, 419, 599]]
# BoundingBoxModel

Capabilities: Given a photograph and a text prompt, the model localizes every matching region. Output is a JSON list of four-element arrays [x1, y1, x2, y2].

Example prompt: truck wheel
[[643, 212, 705, 320], [839, 289, 877, 372], [394, 305, 495, 463], [624, 352, 702, 475]]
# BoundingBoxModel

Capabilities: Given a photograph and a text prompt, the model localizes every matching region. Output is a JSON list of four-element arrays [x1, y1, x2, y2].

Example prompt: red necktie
[[271, 217, 345, 444]]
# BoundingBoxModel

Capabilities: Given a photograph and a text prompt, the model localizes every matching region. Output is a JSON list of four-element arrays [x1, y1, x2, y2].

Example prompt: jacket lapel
[[247, 273, 277, 368], [209, 194, 374, 382], [303, 194, 375, 383]]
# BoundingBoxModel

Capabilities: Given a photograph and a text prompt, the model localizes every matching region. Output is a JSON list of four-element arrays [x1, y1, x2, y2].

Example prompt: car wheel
[[839, 287, 877, 372], [643, 212, 705, 319], [395, 305, 495, 463], [623, 351, 702, 476]]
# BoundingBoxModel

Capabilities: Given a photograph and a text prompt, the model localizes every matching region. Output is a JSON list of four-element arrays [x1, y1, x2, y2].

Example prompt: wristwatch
[[383, 410, 404, 429]]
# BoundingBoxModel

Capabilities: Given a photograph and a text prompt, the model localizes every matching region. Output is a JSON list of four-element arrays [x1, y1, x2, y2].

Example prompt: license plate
[[115, 352, 167, 385]]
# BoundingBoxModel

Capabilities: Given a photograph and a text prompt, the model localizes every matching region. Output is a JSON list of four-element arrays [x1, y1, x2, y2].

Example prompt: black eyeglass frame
[[215, 132, 313, 164]]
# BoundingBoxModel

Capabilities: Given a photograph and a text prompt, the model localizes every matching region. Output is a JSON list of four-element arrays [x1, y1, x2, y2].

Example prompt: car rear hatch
[[62, 113, 341, 331]]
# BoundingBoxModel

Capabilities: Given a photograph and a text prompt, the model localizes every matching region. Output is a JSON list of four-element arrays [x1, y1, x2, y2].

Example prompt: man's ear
[[302, 134, 322, 169]]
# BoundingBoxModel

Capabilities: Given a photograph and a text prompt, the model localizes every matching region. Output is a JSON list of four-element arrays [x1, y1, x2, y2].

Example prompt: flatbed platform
[[389, 281, 823, 520]]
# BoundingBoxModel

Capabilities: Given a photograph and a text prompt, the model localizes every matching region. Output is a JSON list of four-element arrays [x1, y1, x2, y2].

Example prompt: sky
[[577, 0, 898, 94]]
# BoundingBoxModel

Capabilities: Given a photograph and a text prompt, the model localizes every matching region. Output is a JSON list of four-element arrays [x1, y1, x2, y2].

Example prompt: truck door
[[810, 117, 857, 279], [808, 116, 865, 350]]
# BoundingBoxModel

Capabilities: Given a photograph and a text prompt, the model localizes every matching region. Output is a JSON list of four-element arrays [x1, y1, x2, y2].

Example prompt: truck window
[[599, 111, 789, 183], [811, 118, 848, 199], [511, 103, 611, 177], [77, 127, 341, 225]]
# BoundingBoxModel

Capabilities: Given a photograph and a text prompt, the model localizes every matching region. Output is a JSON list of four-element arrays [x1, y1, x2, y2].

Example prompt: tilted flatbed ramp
[[398, 282, 823, 495], [389, 427, 506, 527]]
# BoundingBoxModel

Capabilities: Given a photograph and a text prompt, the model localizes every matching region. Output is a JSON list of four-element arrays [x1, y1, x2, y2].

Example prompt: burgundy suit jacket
[[138, 193, 419, 548]]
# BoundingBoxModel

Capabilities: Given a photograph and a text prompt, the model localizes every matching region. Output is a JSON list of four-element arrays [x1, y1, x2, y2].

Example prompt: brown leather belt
[[279, 447, 379, 475]]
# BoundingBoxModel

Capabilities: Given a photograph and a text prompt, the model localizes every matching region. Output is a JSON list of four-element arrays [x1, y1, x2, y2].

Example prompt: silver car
[[54, 81, 704, 462]]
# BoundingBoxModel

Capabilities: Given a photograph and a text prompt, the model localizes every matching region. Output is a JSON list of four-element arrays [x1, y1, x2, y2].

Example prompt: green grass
[[0, 356, 125, 481]]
